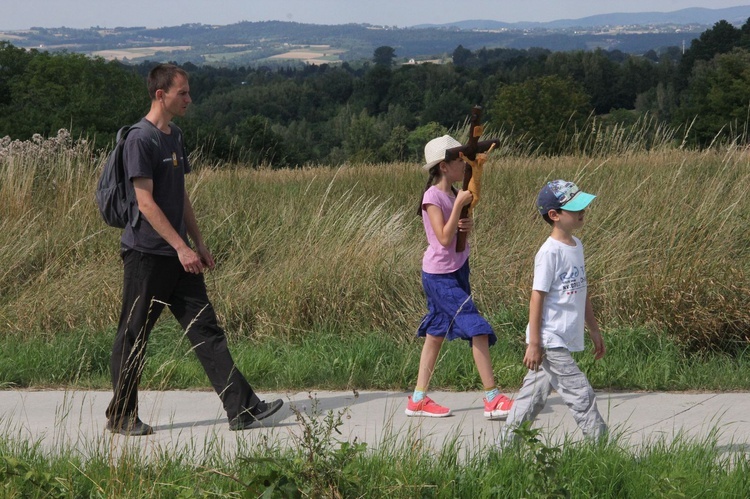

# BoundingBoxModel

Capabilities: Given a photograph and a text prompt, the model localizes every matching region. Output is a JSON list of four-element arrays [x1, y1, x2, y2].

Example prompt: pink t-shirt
[[421, 185, 470, 274]]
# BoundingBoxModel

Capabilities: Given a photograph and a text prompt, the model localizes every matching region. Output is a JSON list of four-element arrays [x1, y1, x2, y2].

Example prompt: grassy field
[[0, 128, 749, 393], [1, 129, 747, 347], [1, 127, 749, 496]]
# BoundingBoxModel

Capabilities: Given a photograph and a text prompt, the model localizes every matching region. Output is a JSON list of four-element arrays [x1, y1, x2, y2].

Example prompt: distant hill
[[418, 6, 750, 30], [2, 5, 749, 66]]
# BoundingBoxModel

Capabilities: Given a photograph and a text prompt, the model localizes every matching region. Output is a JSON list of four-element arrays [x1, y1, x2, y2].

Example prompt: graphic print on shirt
[[161, 152, 184, 168], [560, 265, 586, 295]]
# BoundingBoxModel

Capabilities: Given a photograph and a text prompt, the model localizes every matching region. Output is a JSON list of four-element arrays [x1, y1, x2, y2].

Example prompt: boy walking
[[497, 180, 607, 448]]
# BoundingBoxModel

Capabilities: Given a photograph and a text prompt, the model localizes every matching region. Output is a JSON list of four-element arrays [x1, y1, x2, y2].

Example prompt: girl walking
[[406, 135, 512, 419]]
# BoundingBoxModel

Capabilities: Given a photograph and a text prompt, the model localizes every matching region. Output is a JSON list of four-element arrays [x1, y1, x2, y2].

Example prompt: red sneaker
[[405, 395, 452, 418], [484, 394, 513, 419]]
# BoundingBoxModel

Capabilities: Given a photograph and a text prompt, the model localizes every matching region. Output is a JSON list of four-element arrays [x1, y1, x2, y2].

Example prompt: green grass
[[1, 126, 750, 497], [1, 133, 747, 352], [4, 323, 750, 392], [1, 402, 749, 497]]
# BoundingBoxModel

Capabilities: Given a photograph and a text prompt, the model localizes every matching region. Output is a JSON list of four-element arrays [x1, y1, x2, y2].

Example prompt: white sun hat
[[423, 135, 462, 170]]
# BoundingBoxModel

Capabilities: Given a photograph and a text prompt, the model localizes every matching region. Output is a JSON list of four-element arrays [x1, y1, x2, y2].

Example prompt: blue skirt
[[417, 259, 496, 346]]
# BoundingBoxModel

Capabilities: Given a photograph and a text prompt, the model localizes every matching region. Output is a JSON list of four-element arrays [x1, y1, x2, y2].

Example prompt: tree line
[[1, 18, 750, 166]]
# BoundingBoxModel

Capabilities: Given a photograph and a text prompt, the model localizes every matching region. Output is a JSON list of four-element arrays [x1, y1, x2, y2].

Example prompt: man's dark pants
[[106, 249, 260, 425]]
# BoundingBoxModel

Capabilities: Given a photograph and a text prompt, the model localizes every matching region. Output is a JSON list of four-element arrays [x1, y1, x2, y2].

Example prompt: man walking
[[106, 63, 282, 435]]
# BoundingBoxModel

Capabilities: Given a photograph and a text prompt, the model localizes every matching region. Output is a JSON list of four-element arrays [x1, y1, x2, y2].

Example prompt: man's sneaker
[[484, 394, 513, 419], [106, 417, 154, 436], [405, 395, 452, 417], [229, 399, 284, 431]]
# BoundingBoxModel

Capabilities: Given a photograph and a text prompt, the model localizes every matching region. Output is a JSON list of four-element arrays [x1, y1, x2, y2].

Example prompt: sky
[[2, 0, 749, 30]]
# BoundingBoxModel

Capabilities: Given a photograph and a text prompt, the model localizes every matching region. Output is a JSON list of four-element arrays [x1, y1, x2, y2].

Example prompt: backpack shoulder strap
[[114, 122, 146, 208], [117, 121, 145, 143]]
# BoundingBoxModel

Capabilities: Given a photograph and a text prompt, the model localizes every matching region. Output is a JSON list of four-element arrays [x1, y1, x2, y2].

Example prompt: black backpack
[[95, 123, 143, 228]]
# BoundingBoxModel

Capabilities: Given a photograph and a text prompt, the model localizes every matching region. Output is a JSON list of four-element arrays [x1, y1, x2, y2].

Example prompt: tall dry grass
[[0, 127, 747, 349]]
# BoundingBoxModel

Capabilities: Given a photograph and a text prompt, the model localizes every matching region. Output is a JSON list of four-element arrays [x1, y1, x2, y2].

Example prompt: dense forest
[[2, 18, 750, 166]]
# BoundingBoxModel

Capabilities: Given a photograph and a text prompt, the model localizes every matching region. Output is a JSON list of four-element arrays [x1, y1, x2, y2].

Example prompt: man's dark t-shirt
[[120, 118, 191, 256]]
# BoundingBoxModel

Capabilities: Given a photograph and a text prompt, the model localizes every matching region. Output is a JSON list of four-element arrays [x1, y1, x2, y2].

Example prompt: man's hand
[[196, 243, 215, 271], [177, 246, 205, 274]]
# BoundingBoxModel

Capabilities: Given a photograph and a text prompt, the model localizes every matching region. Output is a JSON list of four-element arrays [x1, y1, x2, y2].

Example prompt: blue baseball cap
[[536, 180, 596, 215]]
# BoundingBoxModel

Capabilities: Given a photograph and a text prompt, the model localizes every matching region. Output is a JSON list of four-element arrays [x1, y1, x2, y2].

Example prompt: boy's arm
[[524, 290, 546, 370], [585, 295, 606, 360]]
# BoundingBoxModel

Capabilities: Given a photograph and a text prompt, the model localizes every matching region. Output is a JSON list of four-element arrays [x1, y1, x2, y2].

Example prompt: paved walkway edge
[[2, 390, 749, 459]]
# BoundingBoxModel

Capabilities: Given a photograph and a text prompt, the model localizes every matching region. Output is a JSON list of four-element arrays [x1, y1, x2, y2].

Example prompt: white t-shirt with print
[[525, 236, 588, 352]]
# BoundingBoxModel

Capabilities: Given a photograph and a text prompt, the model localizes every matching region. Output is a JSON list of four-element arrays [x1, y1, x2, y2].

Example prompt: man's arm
[[182, 190, 215, 270], [132, 178, 206, 274]]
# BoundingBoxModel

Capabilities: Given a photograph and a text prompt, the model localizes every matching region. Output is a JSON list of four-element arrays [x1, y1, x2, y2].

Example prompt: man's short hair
[[147, 63, 189, 100]]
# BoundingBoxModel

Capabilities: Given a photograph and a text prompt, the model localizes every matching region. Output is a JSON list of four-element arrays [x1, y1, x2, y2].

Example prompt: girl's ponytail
[[417, 164, 440, 217]]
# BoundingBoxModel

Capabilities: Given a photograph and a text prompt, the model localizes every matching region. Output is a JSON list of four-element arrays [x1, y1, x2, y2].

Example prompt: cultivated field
[[92, 45, 192, 61], [267, 44, 345, 64]]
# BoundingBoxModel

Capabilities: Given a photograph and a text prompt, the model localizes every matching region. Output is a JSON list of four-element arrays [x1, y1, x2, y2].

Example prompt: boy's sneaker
[[484, 394, 513, 419], [405, 395, 452, 417]]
